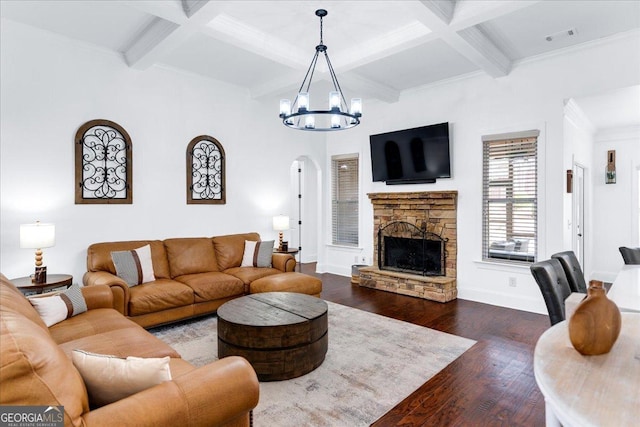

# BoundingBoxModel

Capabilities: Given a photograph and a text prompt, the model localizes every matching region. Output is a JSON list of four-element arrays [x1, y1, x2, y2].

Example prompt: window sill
[[326, 244, 361, 251], [473, 259, 532, 273]]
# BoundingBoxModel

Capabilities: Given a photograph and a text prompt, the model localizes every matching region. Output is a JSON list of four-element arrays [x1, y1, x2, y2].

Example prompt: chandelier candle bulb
[[351, 98, 362, 116], [298, 92, 309, 111], [331, 115, 341, 128], [329, 91, 341, 110], [305, 115, 315, 129], [279, 99, 291, 116]]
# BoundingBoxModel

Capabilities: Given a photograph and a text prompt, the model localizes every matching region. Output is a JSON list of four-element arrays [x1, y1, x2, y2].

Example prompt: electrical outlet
[[508, 277, 517, 287], [354, 255, 359, 263]]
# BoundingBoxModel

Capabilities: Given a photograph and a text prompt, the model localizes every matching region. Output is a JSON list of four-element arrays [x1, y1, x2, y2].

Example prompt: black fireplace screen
[[378, 221, 447, 276]]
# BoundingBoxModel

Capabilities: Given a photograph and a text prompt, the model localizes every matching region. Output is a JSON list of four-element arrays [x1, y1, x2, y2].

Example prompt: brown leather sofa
[[0, 274, 259, 427], [84, 232, 322, 328]]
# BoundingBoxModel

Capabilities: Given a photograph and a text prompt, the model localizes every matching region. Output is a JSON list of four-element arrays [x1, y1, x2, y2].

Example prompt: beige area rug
[[150, 301, 475, 426]]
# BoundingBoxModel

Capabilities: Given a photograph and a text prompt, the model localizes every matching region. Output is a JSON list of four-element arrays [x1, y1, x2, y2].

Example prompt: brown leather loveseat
[[0, 274, 259, 427], [84, 232, 322, 328]]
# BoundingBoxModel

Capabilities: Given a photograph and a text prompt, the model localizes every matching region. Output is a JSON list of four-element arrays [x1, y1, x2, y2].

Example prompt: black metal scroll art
[[189, 138, 224, 202], [78, 122, 130, 201]]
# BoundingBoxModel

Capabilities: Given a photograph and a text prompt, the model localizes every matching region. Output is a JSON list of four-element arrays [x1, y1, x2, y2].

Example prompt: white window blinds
[[482, 131, 538, 263], [332, 155, 359, 246]]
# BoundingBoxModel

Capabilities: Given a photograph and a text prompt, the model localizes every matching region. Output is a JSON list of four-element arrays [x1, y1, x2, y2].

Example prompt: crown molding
[[564, 98, 596, 135]]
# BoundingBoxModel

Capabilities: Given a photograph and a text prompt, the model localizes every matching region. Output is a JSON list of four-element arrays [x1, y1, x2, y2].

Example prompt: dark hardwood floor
[[300, 263, 549, 427]]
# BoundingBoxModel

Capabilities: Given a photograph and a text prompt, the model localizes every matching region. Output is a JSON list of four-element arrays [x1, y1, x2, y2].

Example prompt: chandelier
[[279, 9, 362, 131]]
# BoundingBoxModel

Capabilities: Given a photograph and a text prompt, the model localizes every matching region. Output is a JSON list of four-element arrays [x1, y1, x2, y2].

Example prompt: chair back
[[530, 259, 572, 325], [551, 251, 587, 293], [619, 247, 640, 265]]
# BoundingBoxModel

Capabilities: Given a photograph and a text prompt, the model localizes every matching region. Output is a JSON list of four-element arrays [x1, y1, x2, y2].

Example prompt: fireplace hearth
[[379, 221, 447, 276]]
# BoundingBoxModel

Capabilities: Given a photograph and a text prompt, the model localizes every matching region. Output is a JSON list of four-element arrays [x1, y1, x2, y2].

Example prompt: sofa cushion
[[28, 284, 88, 327], [164, 238, 218, 277], [72, 350, 172, 408], [0, 274, 48, 331], [224, 267, 283, 286], [1, 293, 89, 424], [213, 233, 260, 271], [111, 244, 156, 287], [241, 240, 274, 268], [128, 279, 194, 316], [175, 272, 244, 303], [58, 326, 181, 360], [250, 272, 323, 296], [87, 240, 171, 279], [49, 308, 142, 345]]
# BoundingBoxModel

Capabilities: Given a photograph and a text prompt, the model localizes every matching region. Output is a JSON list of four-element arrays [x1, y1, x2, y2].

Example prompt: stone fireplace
[[359, 191, 457, 302]]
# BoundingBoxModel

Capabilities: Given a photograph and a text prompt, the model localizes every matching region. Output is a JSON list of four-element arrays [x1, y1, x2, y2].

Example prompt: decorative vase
[[568, 280, 621, 355]]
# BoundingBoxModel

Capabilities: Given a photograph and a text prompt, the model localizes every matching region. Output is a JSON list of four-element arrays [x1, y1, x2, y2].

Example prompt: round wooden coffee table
[[217, 292, 328, 381]]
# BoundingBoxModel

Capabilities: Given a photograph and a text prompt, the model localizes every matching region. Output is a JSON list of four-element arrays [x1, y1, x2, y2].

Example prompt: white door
[[573, 164, 586, 270]]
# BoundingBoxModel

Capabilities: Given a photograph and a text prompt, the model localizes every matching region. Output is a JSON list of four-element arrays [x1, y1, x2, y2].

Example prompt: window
[[482, 130, 539, 263], [331, 154, 359, 246]]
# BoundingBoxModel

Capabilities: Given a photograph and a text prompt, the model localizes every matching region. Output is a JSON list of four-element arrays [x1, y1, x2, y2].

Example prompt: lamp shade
[[20, 222, 55, 249], [272, 215, 290, 231]]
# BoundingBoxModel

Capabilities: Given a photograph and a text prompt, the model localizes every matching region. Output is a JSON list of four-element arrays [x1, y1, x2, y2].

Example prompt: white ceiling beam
[[201, 14, 309, 70], [416, 0, 511, 77], [334, 72, 400, 104], [120, 1, 187, 25], [124, 0, 222, 70], [449, 0, 541, 30]]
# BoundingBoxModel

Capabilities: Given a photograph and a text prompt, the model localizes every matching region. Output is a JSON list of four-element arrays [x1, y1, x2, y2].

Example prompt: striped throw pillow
[[241, 240, 274, 268], [29, 283, 88, 327], [111, 244, 156, 287]]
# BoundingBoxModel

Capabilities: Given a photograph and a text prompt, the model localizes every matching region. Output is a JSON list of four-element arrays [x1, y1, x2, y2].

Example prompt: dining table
[[607, 264, 640, 313], [534, 312, 640, 427]]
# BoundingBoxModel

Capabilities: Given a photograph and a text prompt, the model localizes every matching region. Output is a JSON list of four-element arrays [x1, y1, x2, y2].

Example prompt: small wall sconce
[[272, 215, 290, 251], [20, 221, 56, 284], [606, 150, 616, 184]]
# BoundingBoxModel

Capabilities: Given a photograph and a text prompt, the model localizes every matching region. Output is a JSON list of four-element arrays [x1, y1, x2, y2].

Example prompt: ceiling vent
[[545, 28, 578, 42]]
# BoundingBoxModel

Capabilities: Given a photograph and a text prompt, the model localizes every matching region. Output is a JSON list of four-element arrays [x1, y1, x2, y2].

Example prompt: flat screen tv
[[370, 122, 451, 184]]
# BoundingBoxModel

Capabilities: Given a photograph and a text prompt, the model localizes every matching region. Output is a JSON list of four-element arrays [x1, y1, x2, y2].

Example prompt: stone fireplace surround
[[359, 191, 458, 303]]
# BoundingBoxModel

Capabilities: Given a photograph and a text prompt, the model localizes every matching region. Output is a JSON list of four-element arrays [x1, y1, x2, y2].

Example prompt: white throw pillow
[[72, 350, 172, 407], [111, 244, 156, 287], [241, 240, 274, 268], [29, 283, 88, 327]]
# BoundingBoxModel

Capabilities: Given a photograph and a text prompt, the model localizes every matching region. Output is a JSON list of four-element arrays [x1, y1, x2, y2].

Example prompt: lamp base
[[32, 266, 47, 284]]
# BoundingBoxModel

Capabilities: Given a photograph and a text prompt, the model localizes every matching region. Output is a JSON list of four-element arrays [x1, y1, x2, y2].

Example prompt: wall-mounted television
[[369, 122, 451, 184]]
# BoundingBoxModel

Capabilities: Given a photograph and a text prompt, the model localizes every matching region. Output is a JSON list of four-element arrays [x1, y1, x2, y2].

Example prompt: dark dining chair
[[619, 247, 640, 265], [530, 259, 572, 326], [551, 251, 587, 293]]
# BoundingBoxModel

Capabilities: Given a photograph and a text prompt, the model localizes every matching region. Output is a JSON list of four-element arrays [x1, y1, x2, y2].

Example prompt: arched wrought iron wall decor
[[75, 119, 132, 204], [187, 135, 225, 204]]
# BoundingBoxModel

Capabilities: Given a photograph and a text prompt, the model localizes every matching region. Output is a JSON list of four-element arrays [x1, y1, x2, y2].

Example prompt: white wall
[[563, 100, 595, 279], [591, 126, 640, 281], [0, 19, 326, 281], [323, 31, 640, 314]]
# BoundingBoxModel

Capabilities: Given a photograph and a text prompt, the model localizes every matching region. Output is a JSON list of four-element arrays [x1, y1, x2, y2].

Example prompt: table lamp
[[20, 221, 55, 284], [272, 215, 290, 251]]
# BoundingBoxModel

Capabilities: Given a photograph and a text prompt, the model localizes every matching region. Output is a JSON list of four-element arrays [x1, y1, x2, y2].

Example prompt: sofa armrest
[[272, 253, 296, 272], [80, 284, 114, 310], [81, 356, 259, 427], [83, 271, 129, 315]]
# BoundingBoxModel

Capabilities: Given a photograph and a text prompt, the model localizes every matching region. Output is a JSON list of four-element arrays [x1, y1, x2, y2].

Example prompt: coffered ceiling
[[2, 0, 639, 106]]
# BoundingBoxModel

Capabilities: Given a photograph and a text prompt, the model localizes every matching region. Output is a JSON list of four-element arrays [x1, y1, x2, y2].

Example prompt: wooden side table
[[11, 274, 73, 296]]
